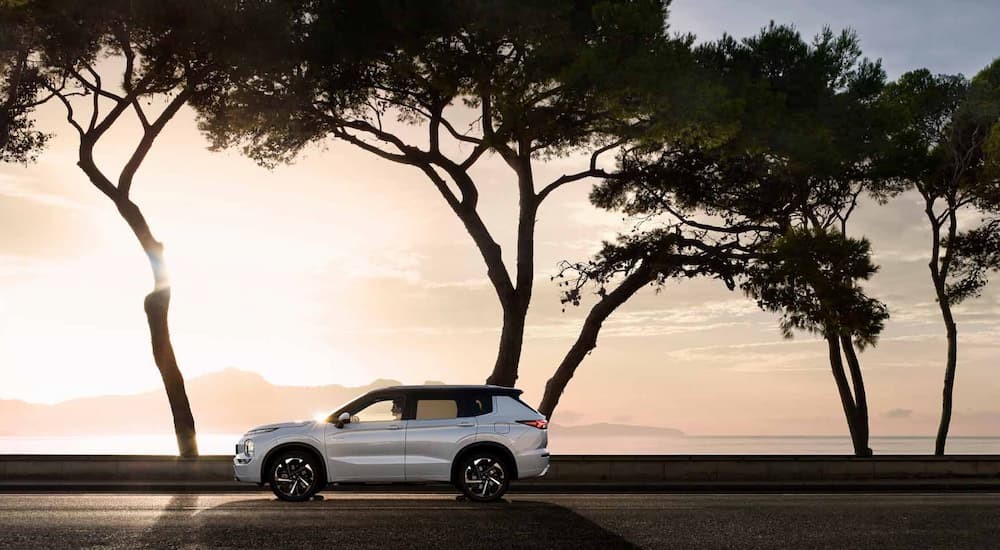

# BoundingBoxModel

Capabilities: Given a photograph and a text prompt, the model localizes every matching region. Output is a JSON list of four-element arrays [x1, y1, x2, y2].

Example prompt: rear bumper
[[515, 449, 549, 480]]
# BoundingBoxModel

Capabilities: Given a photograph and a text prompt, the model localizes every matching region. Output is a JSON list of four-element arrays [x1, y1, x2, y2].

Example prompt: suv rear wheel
[[455, 451, 510, 502], [268, 449, 322, 502]]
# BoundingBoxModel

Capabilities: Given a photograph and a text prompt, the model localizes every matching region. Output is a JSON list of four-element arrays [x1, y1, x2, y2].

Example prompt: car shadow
[[142, 495, 639, 549], [134, 494, 202, 549]]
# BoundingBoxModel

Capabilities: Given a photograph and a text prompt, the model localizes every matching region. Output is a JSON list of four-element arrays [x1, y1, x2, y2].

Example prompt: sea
[[0, 434, 997, 455]]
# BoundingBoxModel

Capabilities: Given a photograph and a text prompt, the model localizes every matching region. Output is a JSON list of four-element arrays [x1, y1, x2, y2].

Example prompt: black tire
[[268, 449, 323, 502], [455, 451, 510, 502]]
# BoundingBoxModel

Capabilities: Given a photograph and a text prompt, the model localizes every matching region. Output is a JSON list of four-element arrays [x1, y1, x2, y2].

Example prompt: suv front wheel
[[268, 450, 322, 502], [455, 451, 510, 502]]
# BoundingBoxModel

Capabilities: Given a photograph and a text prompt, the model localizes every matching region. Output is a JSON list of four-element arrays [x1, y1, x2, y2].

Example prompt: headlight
[[244, 439, 254, 457]]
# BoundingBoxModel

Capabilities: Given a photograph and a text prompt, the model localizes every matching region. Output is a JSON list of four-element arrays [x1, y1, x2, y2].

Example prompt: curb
[[3, 479, 1000, 493]]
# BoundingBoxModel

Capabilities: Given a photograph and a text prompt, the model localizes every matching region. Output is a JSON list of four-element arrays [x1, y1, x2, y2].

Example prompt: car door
[[403, 393, 478, 481], [324, 394, 406, 482]]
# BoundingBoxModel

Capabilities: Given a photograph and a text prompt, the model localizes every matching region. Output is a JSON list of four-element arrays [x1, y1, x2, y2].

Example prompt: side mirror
[[335, 412, 351, 429]]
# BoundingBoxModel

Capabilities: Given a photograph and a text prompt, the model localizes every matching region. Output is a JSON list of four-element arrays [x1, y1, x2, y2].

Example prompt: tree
[[544, 25, 891, 453], [742, 230, 887, 456], [539, 228, 742, 417], [0, 1, 48, 163], [198, 0, 715, 388], [879, 59, 1000, 455], [9, 0, 279, 456]]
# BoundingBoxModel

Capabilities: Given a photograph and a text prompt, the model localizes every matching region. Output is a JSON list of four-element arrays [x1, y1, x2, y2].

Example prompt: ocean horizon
[[2, 434, 997, 456]]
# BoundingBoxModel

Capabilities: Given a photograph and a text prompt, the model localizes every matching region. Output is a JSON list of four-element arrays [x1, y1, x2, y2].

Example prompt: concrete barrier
[[1, 454, 998, 489]]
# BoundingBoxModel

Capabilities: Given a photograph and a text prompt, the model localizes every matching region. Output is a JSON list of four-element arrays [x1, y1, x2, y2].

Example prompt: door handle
[[387, 424, 403, 430], [457, 421, 475, 427]]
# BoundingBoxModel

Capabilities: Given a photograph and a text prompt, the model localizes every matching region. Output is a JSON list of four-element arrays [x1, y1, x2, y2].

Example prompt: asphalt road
[[1, 492, 999, 549]]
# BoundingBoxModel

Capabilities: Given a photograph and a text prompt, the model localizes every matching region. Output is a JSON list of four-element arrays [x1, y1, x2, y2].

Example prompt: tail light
[[517, 419, 548, 430]]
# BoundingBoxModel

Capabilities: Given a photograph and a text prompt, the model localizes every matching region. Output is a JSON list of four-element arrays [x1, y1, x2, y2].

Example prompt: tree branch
[[331, 127, 420, 166], [537, 140, 626, 201], [119, 88, 193, 196], [44, 82, 85, 138]]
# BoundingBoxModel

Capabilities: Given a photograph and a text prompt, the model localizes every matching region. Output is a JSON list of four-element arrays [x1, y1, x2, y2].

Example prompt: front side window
[[354, 396, 404, 423], [414, 398, 459, 420]]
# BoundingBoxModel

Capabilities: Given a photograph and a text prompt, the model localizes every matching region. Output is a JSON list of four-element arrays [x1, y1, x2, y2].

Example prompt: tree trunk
[[538, 264, 654, 419], [486, 180, 538, 388], [826, 335, 867, 456], [839, 333, 872, 456], [145, 288, 198, 457], [928, 206, 959, 456], [933, 284, 959, 456], [486, 302, 528, 387], [118, 199, 199, 457]]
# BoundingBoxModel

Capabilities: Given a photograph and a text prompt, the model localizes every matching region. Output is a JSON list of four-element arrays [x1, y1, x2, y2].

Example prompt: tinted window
[[461, 394, 493, 417], [414, 399, 459, 420], [353, 396, 404, 422]]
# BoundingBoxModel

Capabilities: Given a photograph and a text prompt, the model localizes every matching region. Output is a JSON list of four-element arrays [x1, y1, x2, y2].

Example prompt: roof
[[373, 384, 523, 396]]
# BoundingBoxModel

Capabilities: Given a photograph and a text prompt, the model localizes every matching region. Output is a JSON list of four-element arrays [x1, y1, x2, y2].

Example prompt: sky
[[1, 0, 999, 437]]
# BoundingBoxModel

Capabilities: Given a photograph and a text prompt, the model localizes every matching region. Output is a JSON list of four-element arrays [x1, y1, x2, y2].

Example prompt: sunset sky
[[1, 0, 999, 437]]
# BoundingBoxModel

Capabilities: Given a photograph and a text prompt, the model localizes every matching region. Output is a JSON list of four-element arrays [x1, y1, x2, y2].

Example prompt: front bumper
[[233, 455, 261, 483]]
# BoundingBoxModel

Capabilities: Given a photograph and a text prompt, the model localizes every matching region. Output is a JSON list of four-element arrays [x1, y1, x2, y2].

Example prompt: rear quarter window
[[459, 393, 493, 417], [514, 396, 542, 415]]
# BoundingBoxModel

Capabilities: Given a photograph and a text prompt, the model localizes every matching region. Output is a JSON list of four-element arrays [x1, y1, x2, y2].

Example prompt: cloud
[[330, 248, 426, 283], [0, 254, 59, 280], [0, 174, 82, 210], [884, 408, 913, 419]]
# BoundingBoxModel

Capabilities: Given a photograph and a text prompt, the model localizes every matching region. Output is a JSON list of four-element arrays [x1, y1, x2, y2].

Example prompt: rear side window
[[414, 399, 459, 420], [404, 392, 496, 419], [460, 393, 493, 417]]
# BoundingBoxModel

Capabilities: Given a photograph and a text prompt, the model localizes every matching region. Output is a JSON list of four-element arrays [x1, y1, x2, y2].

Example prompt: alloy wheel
[[463, 456, 506, 499], [272, 456, 316, 499]]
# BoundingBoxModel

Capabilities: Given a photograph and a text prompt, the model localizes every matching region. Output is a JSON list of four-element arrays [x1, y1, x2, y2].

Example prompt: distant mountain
[[549, 423, 685, 438], [0, 368, 407, 436], [0, 368, 685, 438]]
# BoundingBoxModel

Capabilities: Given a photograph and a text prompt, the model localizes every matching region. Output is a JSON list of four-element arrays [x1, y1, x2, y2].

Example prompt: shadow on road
[[136, 494, 201, 549], [143, 496, 639, 549]]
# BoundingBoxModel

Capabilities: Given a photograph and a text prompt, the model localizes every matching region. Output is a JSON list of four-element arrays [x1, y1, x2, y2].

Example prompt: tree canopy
[[2, 0, 294, 457], [197, 0, 723, 388], [0, 1, 48, 163], [561, 23, 890, 453]]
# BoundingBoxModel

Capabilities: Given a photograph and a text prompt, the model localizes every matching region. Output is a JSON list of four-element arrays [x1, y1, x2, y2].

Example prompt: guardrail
[[2, 454, 999, 487]]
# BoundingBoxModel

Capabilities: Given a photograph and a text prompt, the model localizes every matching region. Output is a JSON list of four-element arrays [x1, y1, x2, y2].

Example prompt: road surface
[[1, 492, 999, 549]]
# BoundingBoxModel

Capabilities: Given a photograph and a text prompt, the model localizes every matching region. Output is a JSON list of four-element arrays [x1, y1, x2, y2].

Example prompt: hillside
[[0, 368, 686, 439]]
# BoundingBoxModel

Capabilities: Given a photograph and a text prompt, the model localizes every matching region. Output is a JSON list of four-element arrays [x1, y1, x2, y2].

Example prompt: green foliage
[[945, 219, 1000, 303], [575, 23, 896, 360], [31, 0, 271, 94], [880, 59, 1000, 303], [555, 228, 740, 309], [594, 23, 888, 225], [964, 58, 1000, 207], [0, 52, 48, 163], [742, 229, 888, 347], [985, 120, 1000, 182], [585, 23, 889, 305], [0, 2, 48, 163], [876, 69, 968, 189], [198, 0, 715, 167]]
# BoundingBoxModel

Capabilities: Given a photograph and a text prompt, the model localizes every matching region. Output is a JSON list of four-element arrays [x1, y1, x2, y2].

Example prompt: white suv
[[233, 385, 550, 502]]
